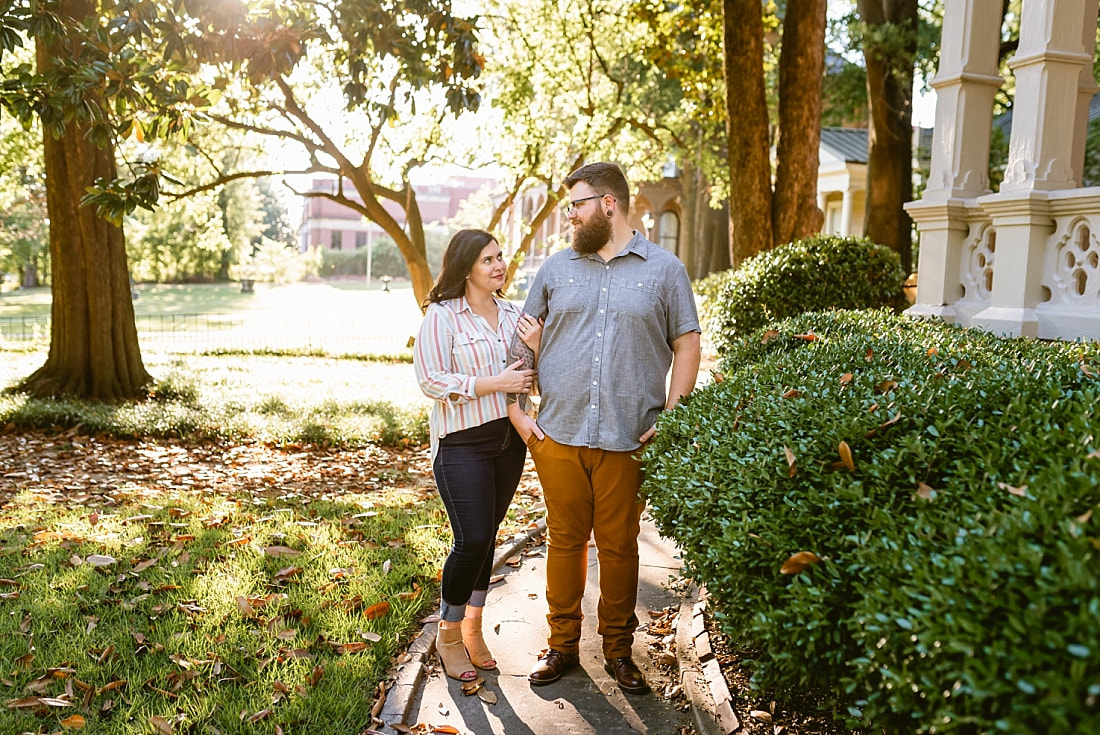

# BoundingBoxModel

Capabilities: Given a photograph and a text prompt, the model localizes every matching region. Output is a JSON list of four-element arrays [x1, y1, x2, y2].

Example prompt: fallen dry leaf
[[783, 446, 796, 478], [263, 546, 301, 558], [998, 482, 1028, 497], [363, 601, 391, 620], [780, 551, 822, 575], [60, 713, 86, 729], [85, 555, 116, 567], [477, 687, 498, 705], [149, 716, 173, 734], [247, 709, 271, 723], [838, 441, 855, 472], [460, 678, 484, 696], [915, 482, 935, 501]]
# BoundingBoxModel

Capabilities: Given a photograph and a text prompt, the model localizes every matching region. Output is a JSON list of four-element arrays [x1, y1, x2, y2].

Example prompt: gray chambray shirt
[[521, 231, 700, 452]]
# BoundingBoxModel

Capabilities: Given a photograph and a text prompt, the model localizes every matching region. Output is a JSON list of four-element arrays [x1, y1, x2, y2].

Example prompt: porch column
[[1070, 4, 1100, 185], [972, 0, 1097, 337], [840, 190, 853, 237], [905, 0, 1001, 320]]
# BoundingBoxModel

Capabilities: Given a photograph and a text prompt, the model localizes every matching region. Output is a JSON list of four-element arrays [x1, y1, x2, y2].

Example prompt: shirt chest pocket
[[612, 279, 659, 318], [452, 331, 493, 371], [550, 276, 591, 314]]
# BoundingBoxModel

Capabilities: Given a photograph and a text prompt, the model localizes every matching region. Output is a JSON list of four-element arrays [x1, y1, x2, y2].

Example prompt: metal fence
[[0, 313, 412, 355]]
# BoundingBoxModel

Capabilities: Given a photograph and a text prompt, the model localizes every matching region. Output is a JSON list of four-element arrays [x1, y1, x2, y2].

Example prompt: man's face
[[566, 184, 611, 255]]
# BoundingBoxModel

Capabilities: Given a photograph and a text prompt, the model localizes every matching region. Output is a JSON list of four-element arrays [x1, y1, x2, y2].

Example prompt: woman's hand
[[496, 358, 535, 394], [516, 314, 543, 353]]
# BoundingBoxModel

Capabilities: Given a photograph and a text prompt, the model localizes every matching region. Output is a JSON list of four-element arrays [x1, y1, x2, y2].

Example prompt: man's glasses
[[564, 194, 609, 217]]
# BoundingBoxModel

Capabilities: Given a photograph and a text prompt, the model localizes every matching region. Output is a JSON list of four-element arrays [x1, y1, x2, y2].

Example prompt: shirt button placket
[[590, 263, 613, 446]]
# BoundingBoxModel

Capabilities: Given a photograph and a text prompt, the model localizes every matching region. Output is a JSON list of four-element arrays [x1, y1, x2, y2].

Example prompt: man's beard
[[572, 212, 611, 255]]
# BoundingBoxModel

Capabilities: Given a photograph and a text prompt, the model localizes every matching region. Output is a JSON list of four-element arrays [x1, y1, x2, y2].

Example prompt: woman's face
[[465, 240, 506, 295]]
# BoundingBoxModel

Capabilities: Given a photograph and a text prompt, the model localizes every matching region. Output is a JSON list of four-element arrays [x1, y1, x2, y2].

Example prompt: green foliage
[[706, 235, 907, 354], [237, 238, 321, 284], [319, 234, 446, 280], [0, 108, 47, 286], [643, 309, 1100, 733]]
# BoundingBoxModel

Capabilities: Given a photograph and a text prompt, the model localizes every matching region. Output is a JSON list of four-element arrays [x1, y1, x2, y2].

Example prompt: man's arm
[[639, 330, 701, 443], [666, 330, 702, 409]]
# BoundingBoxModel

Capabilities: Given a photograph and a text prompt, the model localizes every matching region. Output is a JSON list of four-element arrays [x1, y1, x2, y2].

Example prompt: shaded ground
[[0, 429, 543, 544], [704, 611, 858, 735]]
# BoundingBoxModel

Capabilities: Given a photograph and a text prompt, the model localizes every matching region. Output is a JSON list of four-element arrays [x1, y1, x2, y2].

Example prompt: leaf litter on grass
[[0, 428, 544, 734]]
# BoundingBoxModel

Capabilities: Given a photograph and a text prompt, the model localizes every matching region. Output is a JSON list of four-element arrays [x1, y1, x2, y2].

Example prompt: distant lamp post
[[381, 275, 392, 293], [641, 211, 654, 240]]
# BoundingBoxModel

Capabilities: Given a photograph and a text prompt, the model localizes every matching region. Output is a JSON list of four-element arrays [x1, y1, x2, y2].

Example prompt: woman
[[413, 229, 541, 681]]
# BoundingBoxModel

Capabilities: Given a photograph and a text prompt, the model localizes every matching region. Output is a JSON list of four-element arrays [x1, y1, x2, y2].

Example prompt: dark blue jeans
[[434, 417, 526, 622]]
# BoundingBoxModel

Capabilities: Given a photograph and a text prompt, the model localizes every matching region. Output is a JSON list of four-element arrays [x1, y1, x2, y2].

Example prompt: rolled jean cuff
[[440, 600, 466, 623], [468, 589, 487, 608]]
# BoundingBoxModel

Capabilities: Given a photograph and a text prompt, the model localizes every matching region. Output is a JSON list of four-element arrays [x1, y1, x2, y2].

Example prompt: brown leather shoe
[[528, 648, 579, 685], [603, 656, 649, 694]]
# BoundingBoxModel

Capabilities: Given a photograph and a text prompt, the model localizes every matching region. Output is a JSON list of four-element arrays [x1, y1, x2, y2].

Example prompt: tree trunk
[[858, 0, 917, 274], [723, 0, 774, 266], [772, 0, 827, 246], [21, 0, 151, 400], [22, 262, 38, 289]]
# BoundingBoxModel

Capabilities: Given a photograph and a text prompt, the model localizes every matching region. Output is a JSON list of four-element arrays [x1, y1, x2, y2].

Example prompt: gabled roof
[[819, 127, 868, 164]]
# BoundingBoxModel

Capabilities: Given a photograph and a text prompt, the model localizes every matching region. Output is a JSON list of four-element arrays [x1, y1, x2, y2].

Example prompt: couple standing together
[[413, 162, 701, 694]]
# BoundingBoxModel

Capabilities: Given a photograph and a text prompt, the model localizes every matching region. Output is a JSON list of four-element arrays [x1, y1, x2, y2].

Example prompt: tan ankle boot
[[461, 617, 497, 670], [436, 625, 476, 681]]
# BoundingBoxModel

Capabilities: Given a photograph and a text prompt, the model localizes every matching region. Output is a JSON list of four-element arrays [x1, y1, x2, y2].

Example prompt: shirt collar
[[569, 230, 652, 263]]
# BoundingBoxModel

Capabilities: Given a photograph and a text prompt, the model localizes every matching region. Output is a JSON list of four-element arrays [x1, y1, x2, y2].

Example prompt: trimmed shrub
[[643, 310, 1100, 733], [693, 268, 736, 342], [705, 235, 907, 355]]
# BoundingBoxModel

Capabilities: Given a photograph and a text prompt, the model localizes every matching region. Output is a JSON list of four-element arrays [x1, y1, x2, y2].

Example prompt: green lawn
[[0, 281, 416, 318], [0, 325, 470, 734], [0, 282, 426, 355]]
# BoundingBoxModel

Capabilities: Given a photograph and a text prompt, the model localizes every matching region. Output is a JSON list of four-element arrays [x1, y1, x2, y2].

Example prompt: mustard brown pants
[[527, 433, 645, 659]]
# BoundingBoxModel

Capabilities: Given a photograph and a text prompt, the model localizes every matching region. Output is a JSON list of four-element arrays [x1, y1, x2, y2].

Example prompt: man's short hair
[[564, 162, 630, 214]]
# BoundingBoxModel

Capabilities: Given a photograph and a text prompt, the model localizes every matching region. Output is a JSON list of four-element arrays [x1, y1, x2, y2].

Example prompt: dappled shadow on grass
[[0, 432, 452, 734]]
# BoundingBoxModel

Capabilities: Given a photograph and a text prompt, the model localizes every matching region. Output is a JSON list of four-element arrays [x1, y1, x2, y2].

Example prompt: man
[[508, 162, 701, 694]]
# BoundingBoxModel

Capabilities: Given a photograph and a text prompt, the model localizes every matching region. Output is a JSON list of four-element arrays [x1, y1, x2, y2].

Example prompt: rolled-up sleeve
[[414, 305, 477, 404]]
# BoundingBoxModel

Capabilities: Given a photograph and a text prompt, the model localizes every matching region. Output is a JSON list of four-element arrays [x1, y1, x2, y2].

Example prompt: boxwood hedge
[[643, 309, 1100, 733], [702, 235, 907, 355]]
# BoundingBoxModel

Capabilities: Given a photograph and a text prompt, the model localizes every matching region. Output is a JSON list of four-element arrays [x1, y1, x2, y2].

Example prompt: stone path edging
[[682, 590, 741, 735]]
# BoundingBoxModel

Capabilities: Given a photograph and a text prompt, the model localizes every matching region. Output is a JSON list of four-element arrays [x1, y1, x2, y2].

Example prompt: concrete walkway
[[379, 515, 704, 735]]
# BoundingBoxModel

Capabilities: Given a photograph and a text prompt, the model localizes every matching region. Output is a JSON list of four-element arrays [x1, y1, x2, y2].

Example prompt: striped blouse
[[413, 296, 523, 459]]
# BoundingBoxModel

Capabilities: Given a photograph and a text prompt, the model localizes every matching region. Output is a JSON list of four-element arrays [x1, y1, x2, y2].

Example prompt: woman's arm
[[413, 306, 476, 403]]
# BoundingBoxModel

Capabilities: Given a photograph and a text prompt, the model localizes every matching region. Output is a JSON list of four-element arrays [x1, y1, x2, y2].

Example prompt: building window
[[355, 231, 368, 249], [659, 211, 679, 253], [330, 230, 343, 250]]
